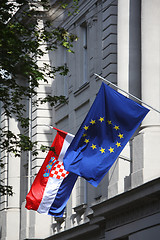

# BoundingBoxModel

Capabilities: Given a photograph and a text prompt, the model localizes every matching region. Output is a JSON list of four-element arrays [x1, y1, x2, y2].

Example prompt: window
[[63, 49, 68, 97], [82, 24, 88, 84]]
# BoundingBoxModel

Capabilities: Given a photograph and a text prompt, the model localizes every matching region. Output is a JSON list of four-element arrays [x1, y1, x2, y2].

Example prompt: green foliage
[[0, 130, 38, 157], [0, 0, 78, 196], [40, 145, 56, 155], [0, 180, 13, 196], [40, 95, 66, 106], [61, 0, 79, 16]]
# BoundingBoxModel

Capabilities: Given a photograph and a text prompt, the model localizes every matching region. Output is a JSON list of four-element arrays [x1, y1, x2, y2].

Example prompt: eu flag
[[63, 82, 149, 187]]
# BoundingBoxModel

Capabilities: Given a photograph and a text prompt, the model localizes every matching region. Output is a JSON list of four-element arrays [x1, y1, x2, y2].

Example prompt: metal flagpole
[[94, 73, 160, 114], [43, 124, 54, 129]]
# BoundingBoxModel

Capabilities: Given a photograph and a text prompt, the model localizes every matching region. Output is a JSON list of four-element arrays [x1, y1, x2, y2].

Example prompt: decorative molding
[[87, 16, 98, 28], [74, 82, 90, 97], [74, 203, 87, 214], [89, 178, 160, 229]]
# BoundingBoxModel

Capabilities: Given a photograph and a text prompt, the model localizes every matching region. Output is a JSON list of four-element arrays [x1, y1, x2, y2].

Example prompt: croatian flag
[[25, 128, 77, 217]]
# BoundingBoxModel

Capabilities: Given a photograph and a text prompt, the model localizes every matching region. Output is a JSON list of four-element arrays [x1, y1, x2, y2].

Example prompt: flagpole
[[43, 124, 54, 129], [94, 73, 160, 114]]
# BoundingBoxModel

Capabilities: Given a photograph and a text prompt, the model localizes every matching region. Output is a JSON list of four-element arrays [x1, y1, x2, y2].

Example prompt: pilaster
[[131, 0, 160, 187]]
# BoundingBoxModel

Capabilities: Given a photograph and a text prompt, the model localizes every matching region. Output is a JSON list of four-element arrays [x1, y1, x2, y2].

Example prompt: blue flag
[[63, 82, 149, 187]]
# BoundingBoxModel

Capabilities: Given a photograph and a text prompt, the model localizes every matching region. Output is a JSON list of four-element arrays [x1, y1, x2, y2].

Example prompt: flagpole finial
[[43, 124, 54, 129]]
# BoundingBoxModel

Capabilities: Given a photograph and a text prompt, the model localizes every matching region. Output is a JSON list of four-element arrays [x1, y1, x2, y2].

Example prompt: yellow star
[[99, 117, 104, 122], [114, 125, 119, 130], [107, 120, 112, 125], [91, 144, 97, 150], [84, 138, 89, 144], [84, 125, 89, 130], [100, 147, 105, 153], [82, 133, 87, 137], [118, 133, 124, 139], [90, 119, 96, 125], [116, 142, 121, 147], [108, 147, 114, 153]]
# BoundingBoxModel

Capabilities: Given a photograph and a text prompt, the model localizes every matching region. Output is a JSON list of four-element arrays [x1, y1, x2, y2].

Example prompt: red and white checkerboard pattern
[[50, 161, 69, 179]]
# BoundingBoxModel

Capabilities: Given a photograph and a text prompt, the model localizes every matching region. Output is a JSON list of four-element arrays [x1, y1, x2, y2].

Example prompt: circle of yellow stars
[[82, 117, 124, 155]]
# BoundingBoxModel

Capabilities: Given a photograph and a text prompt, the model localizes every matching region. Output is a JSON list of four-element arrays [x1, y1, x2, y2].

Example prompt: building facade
[[0, 0, 160, 239]]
